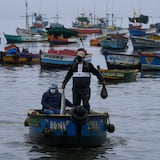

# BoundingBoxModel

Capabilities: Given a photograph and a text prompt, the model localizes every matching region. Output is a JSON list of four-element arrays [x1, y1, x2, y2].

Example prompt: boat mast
[[25, 0, 29, 29]]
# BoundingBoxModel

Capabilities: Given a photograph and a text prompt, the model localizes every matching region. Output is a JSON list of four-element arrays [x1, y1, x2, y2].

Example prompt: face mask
[[76, 56, 83, 63], [50, 88, 56, 94]]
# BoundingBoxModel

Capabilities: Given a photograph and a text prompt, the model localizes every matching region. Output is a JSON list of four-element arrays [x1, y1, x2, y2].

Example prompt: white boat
[[40, 48, 92, 69]]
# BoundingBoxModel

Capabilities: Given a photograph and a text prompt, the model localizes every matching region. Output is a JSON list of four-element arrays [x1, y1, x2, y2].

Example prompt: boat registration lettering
[[50, 120, 70, 131], [87, 121, 100, 130], [44, 54, 63, 59], [102, 72, 124, 77]]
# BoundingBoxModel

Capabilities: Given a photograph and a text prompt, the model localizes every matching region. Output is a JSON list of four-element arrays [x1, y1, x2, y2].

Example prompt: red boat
[[71, 27, 102, 34]]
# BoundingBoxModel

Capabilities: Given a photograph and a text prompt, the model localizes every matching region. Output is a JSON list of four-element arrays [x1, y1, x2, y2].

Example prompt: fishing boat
[[4, 1, 48, 43], [16, 0, 48, 36], [139, 51, 160, 72], [102, 50, 140, 70], [3, 33, 48, 43], [0, 44, 40, 65], [48, 35, 78, 45], [16, 13, 48, 36], [131, 36, 160, 51], [24, 103, 115, 147], [71, 13, 102, 34], [40, 48, 92, 69], [97, 66, 138, 84], [99, 34, 129, 51], [128, 14, 156, 37], [47, 27, 79, 45]]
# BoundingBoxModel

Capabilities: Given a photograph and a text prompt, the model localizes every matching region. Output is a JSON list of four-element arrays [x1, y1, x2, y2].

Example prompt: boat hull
[[40, 50, 92, 69], [131, 36, 160, 50], [104, 52, 140, 70], [71, 28, 102, 34], [1, 54, 40, 65], [26, 109, 110, 147], [4, 33, 48, 43], [99, 68, 138, 83], [0, 45, 40, 65], [140, 52, 160, 71]]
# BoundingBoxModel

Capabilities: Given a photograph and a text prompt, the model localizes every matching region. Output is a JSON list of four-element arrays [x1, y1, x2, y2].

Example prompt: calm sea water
[[0, 19, 160, 160]]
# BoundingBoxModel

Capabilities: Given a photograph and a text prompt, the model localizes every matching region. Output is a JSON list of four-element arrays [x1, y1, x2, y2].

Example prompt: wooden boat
[[47, 27, 79, 45], [139, 51, 160, 72], [99, 34, 129, 51], [16, 0, 48, 36], [128, 13, 156, 36], [102, 50, 140, 70], [3, 33, 48, 43], [89, 35, 104, 46], [48, 35, 78, 45], [0, 44, 40, 65], [16, 13, 48, 36], [71, 13, 102, 34], [40, 48, 92, 68], [71, 27, 102, 34], [98, 67, 138, 83], [131, 36, 160, 51], [24, 106, 115, 147]]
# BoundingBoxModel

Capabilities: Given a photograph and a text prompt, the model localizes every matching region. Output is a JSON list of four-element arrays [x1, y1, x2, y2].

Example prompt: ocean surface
[[0, 19, 160, 160]]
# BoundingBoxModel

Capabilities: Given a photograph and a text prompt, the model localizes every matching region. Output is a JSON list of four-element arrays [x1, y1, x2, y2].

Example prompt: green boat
[[3, 33, 48, 43]]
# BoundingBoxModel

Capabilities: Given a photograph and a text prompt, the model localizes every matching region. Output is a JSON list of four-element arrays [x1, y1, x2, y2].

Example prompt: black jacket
[[63, 61, 103, 88]]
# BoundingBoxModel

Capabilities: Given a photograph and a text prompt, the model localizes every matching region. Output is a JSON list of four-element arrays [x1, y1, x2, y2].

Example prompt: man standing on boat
[[62, 48, 105, 113]]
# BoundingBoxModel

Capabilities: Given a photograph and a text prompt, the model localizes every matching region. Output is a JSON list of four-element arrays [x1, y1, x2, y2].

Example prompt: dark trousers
[[72, 87, 91, 112]]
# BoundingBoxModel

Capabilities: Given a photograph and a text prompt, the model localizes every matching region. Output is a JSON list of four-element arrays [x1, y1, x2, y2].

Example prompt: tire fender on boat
[[107, 123, 115, 133], [71, 106, 88, 125], [24, 117, 30, 127]]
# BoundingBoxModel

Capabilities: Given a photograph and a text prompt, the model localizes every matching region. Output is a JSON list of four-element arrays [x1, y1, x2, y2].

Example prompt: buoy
[[24, 117, 29, 126], [42, 128, 52, 137], [107, 123, 115, 133]]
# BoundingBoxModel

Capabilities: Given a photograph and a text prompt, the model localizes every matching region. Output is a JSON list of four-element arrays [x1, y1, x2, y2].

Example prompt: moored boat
[[40, 48, 92, 69], [48, 35, 78, 45], [103, 51, 140, 70], [0, 44, 40, 65], [131, 36, 160, 51], [3, 33, 48, 43], [98, 67, 138, 83], [99, 34, 129, 51], [139, 51, 160, 72], [47, 27, 80, 45], [71, 13, 102, 34]]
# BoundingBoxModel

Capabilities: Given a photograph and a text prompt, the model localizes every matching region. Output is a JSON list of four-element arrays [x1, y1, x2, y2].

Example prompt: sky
[[0, 0, 160, 28]]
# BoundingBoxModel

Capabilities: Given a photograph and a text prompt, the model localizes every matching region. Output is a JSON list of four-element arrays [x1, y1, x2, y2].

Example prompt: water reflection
[[26, 135, 127, 160], [141, 71, 160, 78]]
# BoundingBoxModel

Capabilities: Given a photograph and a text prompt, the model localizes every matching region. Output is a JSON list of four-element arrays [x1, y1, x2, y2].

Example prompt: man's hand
[[102, 80, 106, 85], [62, 83, 65, 89], [49, 107, 54, 110]]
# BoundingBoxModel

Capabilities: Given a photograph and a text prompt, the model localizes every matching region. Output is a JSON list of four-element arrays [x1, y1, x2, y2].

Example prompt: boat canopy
[[129, 14, 149, 24], [47, 27, 79, 38]]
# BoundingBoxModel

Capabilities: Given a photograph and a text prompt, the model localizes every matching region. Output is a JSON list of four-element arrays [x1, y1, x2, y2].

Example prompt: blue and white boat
[[102, 50, 140, 70], [140, 51, 160, 72], [40, 48, 92, 69]]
